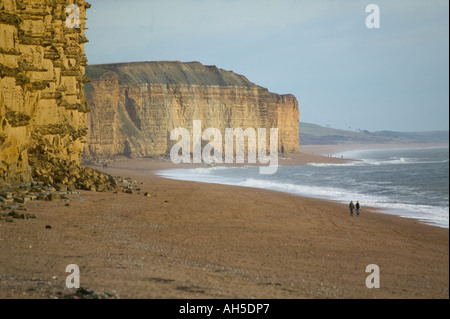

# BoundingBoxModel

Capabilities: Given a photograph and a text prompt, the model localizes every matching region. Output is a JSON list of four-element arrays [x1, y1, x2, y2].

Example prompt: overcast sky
[[85, 0, 449, 132]]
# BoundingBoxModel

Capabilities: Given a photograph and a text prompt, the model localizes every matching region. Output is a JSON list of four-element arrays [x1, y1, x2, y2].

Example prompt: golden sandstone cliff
[[1, 1, 299, 191], [84, 61, 300, 160], [0, 0, 92, 188]]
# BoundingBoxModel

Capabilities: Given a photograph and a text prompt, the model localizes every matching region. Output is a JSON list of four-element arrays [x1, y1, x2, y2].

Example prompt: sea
[[156, 147, 449, 229]]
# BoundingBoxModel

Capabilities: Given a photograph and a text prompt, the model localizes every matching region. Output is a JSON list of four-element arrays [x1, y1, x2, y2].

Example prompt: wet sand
[[0, 146, 448, 299]]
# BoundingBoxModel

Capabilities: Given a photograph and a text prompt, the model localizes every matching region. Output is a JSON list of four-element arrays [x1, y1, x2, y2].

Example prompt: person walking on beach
[[356, 201, 361, 216], [349, 201, 355, 216]]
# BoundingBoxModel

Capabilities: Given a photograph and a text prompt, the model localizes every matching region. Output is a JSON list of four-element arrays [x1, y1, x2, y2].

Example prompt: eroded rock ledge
[[1, 0, 92, 189]]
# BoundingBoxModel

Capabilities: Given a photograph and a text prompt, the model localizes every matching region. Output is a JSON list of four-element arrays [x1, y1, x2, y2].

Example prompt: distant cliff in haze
[[300, 122, 449, 145]]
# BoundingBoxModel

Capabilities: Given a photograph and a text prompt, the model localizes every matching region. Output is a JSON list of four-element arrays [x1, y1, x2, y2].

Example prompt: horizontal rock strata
[[83, 61, 300, 160], [1, 0, 92, 190]]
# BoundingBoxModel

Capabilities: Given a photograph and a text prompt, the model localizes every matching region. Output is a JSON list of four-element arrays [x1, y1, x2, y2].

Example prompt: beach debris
[[4, 217, 14, 223], [0, 168, 149, 223], [54, 287, 120, 299], [0, 211, 36, 221], [7, 211, 21, 219], [47, 193, 61, 201]]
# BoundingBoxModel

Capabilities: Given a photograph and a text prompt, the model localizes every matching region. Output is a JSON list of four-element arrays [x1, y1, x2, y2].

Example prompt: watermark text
[[170, 120, 278, 174]]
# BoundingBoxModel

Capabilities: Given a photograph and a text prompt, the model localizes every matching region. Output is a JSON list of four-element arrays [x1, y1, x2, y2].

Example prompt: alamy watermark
[[169, 120, 279, 174], [66, 4, 80, 29], [65, 264, 80, 288], [365, 264, 380, 288], [366, 4, 380, 29]]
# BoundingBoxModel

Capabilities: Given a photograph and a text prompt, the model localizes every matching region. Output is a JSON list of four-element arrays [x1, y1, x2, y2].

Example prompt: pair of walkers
[[349, 201, 361, 216]]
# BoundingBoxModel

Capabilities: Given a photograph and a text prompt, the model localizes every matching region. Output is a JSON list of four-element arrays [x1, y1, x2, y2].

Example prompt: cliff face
[[0, 0, 90, 187], [84, 61, 299, 160]]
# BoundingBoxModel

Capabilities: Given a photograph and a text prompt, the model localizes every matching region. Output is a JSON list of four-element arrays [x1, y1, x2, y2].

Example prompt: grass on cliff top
[[85, 66, 110, 80], [85, 62, 256, 88], [300, 122, 359, 137]]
